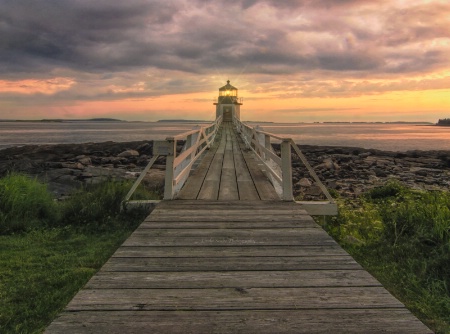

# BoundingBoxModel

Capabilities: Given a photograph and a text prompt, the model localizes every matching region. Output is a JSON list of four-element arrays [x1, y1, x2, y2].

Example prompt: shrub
[[60, 180, 133, 228], [0, 174, 159, 233], [319, 182, 450, 332]]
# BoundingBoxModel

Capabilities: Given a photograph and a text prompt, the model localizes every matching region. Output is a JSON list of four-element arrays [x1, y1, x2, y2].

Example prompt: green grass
[[318, 181, 450, 333], [0, 174, 58, 234], [0, 227, 140, 333], [0, 173, 156, 333]]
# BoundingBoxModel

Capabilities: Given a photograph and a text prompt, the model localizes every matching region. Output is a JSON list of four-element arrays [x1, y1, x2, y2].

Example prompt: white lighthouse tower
[[214, 80, 242, 121]]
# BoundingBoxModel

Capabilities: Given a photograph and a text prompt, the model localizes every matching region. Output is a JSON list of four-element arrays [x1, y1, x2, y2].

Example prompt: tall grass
[[0, 173, 160, 234], [321, 181, 450, 333], [0, 173, 58, 234]]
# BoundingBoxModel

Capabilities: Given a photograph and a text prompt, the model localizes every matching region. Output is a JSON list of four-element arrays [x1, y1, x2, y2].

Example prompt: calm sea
[[0, 121, 449, 152]]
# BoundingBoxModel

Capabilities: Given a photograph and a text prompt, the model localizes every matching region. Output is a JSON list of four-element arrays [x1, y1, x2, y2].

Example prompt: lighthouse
[[214, 80, 242, 122]]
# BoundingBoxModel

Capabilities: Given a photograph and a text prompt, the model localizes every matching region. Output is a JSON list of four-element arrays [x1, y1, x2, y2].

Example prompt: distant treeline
[[437, 118, 450, 126]]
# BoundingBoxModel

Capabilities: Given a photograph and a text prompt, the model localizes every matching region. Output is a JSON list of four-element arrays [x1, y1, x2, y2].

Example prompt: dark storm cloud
[[0, 0, 449, 100], [0, 0, 179, 76]]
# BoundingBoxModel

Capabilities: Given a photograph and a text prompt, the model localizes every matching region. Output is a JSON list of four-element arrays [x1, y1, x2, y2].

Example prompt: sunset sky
[[1, 0, 449, 122]]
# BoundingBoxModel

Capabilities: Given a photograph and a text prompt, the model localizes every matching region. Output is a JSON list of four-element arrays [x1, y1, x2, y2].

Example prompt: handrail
[[233, 116, 335, 204], [164, 115, 222, 199], [122, 116, 223, 205]]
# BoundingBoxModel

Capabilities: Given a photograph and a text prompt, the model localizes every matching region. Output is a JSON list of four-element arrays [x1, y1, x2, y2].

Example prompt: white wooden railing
[[123, 116, 222, 205], [233, 117, 337, 215]]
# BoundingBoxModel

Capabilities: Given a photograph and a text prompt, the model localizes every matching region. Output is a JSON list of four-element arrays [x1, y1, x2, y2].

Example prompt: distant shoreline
[[0, 119, 438, 125], [0, 118, 125, 123]]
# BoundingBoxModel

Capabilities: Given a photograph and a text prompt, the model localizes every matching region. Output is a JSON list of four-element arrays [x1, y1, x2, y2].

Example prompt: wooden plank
[[45, 309, 433, 334], [86, 270, 381, 289], [127, 228, 323, 237], [236, 181, 261, 200], [112, 245, 349, 258], [139, 219, 317, 229], [218, 167, 239, 200], [196, 180, 220, 200], [101, 256, 360, 271], [231, 130, 261, 200], [204, 155, 224, 182], [232, 134, 253, 182], [65, 287, 405, 311], [238, 145, 279, 200], [123, 236, 335, 247], [145, 215, 313, 222], [197, 153, 224, 200], [112, 246, 348, 259], [233, 142, 260, 199], [150, 209, 310, 216], [123, 228, 335, 247], [157, 200, 293, 208], [145, 213, 312, 222], [222, 144, 234, 169]]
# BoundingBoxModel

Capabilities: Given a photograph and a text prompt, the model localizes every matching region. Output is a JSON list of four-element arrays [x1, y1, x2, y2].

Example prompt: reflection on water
[[0, 121, 449, 152], [256, 123, 450, 151]]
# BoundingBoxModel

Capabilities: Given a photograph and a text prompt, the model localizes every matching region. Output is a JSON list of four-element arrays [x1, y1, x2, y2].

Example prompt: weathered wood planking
[[64, 286, 405, 311], [101, 256, 362, 272], [139, 220, 317, 229], [44, 309, 432, 334], [46, 200, 432, 334], [177, 122, 278, 201], [112, 245, 349, 258], [85, 270, 381, 289]]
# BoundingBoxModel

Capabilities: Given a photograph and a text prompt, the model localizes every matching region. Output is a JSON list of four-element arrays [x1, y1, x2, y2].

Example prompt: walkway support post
[[281, 139, 294, 201], [163, 139, 176, 200]]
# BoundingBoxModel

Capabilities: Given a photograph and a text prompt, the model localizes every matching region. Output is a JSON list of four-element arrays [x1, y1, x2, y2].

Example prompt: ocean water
[[0, 121, 449, 152]]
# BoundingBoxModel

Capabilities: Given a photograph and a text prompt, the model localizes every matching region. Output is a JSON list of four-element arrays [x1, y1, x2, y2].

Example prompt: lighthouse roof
[[219, 80, 237, 91]]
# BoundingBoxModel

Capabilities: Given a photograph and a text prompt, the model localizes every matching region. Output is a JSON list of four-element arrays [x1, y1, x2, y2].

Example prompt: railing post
[[163, 139, 176, 200], [264, 134, 271, 160], [281, 139, 293, 201]]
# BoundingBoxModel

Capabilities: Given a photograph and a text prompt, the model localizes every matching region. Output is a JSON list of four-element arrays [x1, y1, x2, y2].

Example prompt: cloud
[[273, 107, 361, 113], [0, 0, 449, 109]]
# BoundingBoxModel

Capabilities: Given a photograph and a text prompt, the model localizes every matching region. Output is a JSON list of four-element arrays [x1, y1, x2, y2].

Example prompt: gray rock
[[61, 162, 84, 170], [305, 185, 323, 196], [298, 178, 312, 187], [78, 157, 92, 165], [118, 150, 139, 157]]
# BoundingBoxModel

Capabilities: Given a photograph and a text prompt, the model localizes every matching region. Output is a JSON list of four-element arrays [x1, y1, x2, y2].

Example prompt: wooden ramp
[[46, 200, 431, 333]]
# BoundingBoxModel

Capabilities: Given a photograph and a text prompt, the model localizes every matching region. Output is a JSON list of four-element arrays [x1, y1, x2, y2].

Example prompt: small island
[[437, 118, 450, 126]]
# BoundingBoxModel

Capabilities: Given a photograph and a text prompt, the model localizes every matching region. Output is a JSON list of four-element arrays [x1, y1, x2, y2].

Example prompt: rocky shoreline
[[286, 145, 450, 199], [0, 141, 449, 199]]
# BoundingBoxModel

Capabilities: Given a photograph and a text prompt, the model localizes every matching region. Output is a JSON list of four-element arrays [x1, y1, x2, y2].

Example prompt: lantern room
[[214, 80, 242, 121]]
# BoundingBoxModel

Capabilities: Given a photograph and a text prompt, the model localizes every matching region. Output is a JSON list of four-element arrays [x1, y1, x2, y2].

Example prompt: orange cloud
[[0, 78, 75, 95]]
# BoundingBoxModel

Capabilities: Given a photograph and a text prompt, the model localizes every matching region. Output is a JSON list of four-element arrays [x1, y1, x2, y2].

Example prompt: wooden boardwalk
[[46, 124, 431, 333], [177, 122, 278, 201]]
